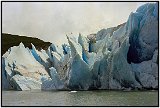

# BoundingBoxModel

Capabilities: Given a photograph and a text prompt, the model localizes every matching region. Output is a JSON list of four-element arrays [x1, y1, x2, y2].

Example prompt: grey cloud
[[2, 2, 149, 45]]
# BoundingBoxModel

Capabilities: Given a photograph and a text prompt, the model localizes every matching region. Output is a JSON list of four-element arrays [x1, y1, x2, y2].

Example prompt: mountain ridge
[[2, 33, 52, 55]]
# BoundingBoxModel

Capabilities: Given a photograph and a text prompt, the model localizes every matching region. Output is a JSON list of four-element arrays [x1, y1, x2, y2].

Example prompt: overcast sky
[[2, 2, 149, 45]]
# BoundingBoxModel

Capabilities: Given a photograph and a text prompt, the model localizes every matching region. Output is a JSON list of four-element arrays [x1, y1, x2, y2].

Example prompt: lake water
[[2, 90, 158, 106]]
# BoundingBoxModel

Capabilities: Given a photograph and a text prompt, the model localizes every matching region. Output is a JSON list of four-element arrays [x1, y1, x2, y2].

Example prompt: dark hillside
[[2, 33, 52, 55]]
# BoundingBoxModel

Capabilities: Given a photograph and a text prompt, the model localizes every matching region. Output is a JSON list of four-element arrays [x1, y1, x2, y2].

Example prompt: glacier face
[[2, 3, 158, 91]]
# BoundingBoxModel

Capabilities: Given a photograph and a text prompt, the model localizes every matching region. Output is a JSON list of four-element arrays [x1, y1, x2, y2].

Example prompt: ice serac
[[78, 33, 89, 63], [78, 33, 96, 67], [111, 37, 141, 89], [50, 52, 66, 79], [48, 43, 71, 80], [127, 3, 158, 63], [2, 42, 50, 90], [78, 33, 89, 52], [31, 43, 51, 69], [67, 36, 82, 59], [62, 44, 71, 55], [67, 36, 92, 90], [41, 67, 64, 90], [49, 43, 64, 57]]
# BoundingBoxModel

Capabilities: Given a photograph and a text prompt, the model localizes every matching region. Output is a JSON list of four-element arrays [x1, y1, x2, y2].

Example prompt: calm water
[[2, 90, 158, 106]]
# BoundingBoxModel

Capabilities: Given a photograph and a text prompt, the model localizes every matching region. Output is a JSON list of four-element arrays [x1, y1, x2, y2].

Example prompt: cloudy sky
[[2, 2, 149, 45]]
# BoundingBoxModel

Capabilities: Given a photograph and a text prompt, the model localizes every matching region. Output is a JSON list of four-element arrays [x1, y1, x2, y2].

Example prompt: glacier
[[2, 3, 158, 91]]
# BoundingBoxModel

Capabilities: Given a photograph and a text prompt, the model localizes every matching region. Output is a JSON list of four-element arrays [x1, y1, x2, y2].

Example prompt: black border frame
[[1, 1, 159, 107]]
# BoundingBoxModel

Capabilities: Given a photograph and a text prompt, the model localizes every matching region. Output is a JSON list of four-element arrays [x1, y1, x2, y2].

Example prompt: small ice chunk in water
[[69, 91, 77, 93]]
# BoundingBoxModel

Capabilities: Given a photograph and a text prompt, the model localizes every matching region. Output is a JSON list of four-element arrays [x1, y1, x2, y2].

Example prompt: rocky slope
[[2, 3, 158, 90]]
